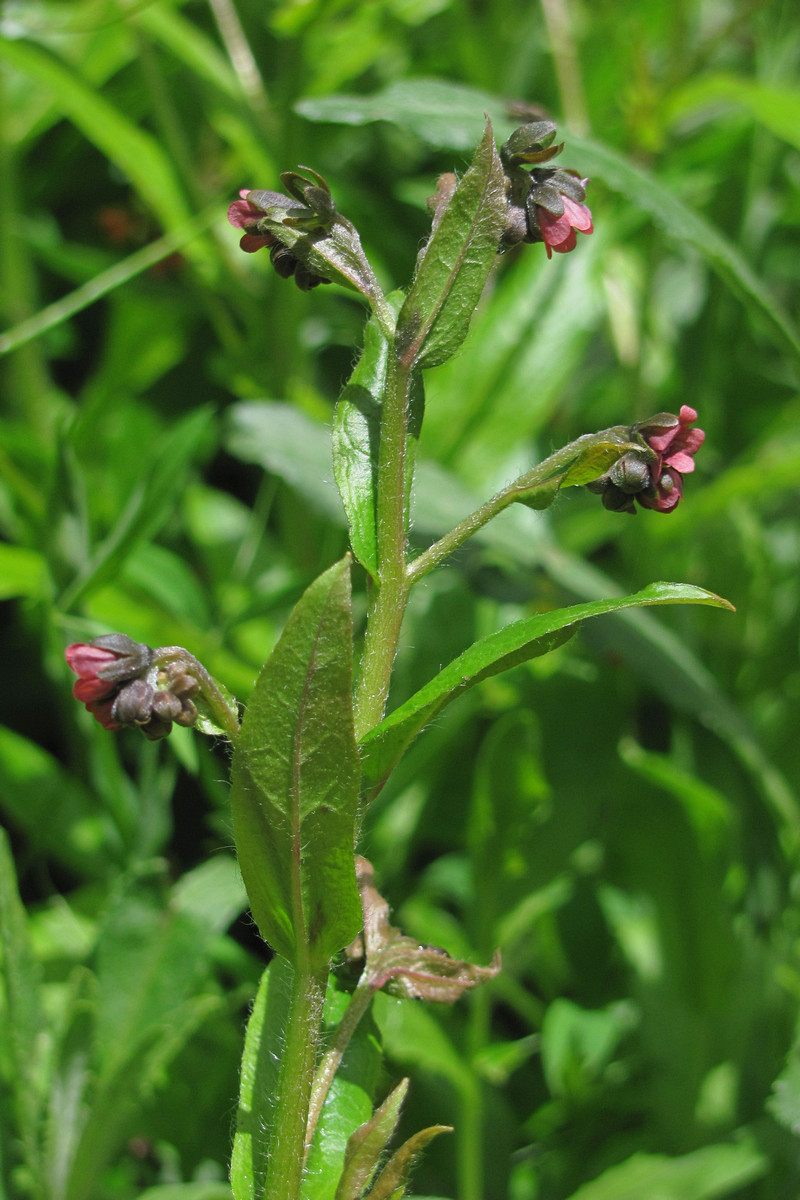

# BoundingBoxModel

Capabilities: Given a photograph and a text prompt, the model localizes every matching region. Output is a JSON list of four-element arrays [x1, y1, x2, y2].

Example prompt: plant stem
[[263, 964, 329, 1200], [354, 352, 414, 742], [305, 973, 377, 1157], [154, 646, 241, 742]]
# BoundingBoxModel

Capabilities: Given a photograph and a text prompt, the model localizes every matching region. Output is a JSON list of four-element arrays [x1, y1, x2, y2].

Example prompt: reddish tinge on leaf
[[351, 857, 500, 1003]]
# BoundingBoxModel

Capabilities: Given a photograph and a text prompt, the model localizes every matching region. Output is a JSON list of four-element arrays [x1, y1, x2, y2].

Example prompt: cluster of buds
[[499, 120, 593, 257], [227, 168, 338, 290], [587, 405, 705, 514], [65, 635, 200, 740]]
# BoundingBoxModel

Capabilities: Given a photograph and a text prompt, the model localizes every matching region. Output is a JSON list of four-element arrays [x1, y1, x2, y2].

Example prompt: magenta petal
[[561, 194, 593, 232], [678, 405, 698, 423], [551, 228, 578, 254], [74, 676, 115, 703], [239, 233, 273, 253], [65, 643, 117, 678], [665, 450, 697, 474], [227, 198, 264, 229]]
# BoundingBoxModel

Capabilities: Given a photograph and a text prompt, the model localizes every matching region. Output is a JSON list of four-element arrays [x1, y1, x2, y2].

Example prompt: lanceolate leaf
[[334, 1079, 409, 1200], [230, 558, 362, 968], [360, 583, 733, 794], [365, 1124, 453, 1199], [231, 961, 293, 1200], [396, 120, 507, 370], [333, 293, 423, 578]]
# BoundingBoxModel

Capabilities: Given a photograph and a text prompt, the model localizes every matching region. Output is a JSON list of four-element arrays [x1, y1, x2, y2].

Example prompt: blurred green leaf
[[667, 74, 800, 152], [0, 38, 193, 239], [0, 544, 45, 598], [57, 407, 215, 612], [296, 78, 497, 149], [0, 726, 120, 877], [561, 1140, 767, 1200], [0, 827, 46, 1193], [230, 557, 362, 967]]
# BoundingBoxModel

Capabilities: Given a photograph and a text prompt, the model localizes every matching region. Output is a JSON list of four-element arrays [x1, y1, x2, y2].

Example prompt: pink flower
[[536, 194, 593, 258], [587, 406, 705, 514], [65, 635, 152, 729], [638, 405, 705, 513], [227, 189, 275, 254]]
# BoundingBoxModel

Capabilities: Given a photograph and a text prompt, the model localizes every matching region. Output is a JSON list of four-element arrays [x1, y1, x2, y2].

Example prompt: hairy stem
[[354, 352, 414, 741], [305, 973, 376, 1157], [263, 964, 328, 1200]]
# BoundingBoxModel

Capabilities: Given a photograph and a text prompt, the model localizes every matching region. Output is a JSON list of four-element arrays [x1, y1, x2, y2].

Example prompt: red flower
[[587, 406, 705, 514], [537, 194, 593, 258], [638, 405, 705, 513], [227, 189, 275, 254], [65, 635, 152, 730]]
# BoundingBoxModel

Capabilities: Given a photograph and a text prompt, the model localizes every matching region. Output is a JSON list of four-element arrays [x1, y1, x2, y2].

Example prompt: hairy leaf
[[230, 558, 362, 967], [396, 120, 507, 370], [361, 583, 733, 793]]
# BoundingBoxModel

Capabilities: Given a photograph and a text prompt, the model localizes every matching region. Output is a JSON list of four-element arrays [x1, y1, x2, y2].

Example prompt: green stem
[[305, 973, 377, 1157], [153, 647, 241, 743], [263, 964, 329, 1200], [354, 352, 414, 742], [407, 427, 634, 586]]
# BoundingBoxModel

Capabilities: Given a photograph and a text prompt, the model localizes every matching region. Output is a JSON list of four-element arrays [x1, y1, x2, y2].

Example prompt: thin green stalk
[[263, 964, 329, 1200], [305, 974, 377, 1158], [354, 352, 414, 741]]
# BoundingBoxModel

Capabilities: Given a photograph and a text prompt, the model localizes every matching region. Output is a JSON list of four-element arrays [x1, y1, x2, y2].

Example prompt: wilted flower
[[587, 405, 705, 514]]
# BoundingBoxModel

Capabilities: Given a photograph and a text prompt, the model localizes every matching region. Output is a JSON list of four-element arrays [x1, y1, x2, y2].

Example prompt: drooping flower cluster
[[65, 635, 199, 739], [587, 405, 705, 514], [499, 120, 593, 257], [227, 170, 337, 290]]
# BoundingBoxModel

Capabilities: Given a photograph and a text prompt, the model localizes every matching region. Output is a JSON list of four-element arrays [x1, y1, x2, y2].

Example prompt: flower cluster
[[227, 170, 337, 290], [65, 635, 199, 739], [587, 405, 705, 514], [499, 120, 593, 257]]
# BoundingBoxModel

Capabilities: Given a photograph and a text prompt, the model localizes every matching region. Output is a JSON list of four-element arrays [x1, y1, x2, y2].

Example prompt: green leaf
[[361, 583, 733, 793], [57, 406, 215, 612], [225, 401, 345, 523], [304, 985, 382, 1200], [231, 961, 293, 1200], [335, 1078, 409, 1200], [0, 544, 45, 599], [395, 119, 508, 370], [365, 1123, 452, 1200], [0, 39, 193, 241], [561, 1141, 766, 1200], [666, 73, 800, 153], [296, 79, 497, 150], [566, 132, 800, 364], [333, 293, 423, 579], [230, 558, 362, 968], [136, 1187, 234, 1200], [0, 827, 46, 1192], [0, 726, 119, 878]]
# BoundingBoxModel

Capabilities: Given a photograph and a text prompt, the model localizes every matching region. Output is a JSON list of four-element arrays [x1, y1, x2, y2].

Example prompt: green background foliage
[[1, 1, 799, 1197]]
